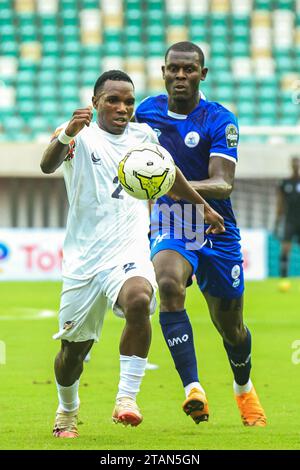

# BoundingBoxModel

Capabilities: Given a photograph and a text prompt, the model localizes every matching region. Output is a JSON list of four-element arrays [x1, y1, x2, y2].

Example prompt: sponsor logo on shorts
[[123, 262, 136, 274], [168, 334, 189, 347], [63, 321, 76, 331], [184, 131, 200, 148], [231, 264, 240, 279], [225, 124, 238, 148]]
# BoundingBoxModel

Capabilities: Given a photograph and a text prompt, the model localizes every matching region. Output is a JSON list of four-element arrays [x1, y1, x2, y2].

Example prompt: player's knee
[[124, 292, 151, 322], [61, 345, 86, 368], [158, 276, 185, 303]]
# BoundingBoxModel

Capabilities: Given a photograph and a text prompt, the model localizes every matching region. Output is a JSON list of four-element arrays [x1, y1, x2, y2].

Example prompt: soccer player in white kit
[[40, 70, 224, 438]]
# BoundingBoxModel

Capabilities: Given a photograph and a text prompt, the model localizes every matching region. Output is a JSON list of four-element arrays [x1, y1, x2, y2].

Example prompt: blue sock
[[223, 327, 252, 386], [159, 310, 199, 387]]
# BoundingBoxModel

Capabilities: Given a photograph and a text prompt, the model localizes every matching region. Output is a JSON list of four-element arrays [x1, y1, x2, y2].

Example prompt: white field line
[[0, 308, 56, 320]]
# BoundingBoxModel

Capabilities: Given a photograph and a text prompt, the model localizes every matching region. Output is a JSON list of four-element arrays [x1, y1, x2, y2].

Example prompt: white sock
[[56, 379, 80, 412], [184, 381, 206, 398], [117, 355, 147, 401], [233, 378, 253, 395]]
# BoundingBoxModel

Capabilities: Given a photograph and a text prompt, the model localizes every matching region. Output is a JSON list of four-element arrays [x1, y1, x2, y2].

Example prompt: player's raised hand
[[65, 105, 93, 137], [205, 207, 225, 234]]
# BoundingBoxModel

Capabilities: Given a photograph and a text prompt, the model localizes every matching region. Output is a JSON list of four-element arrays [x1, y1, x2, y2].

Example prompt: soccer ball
[[118, 143, 176, 200]]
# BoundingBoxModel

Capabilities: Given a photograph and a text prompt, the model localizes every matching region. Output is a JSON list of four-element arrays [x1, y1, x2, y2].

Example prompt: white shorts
[[53, 258, 157, 343]]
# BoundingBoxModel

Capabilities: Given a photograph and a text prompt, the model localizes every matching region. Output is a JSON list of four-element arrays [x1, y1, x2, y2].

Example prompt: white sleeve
[[146, 124, 160, 144]]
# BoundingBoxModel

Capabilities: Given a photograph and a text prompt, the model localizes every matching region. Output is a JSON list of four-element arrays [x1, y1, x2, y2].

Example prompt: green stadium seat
[[39, 100, 59, 116], [209, 56, 230, 71], [18, 101, 37, 119], [0, 24, 16, 41], [39, 56, 58, 70], [80, 0, 100, 7], [16, 84, 35, 100], [37, 70, 57, 84], [125, 9, 143, 27], [146, 25, 165, 42], [124, 25, 142, 43], [210, 39, 229, 56], [255, 116, 277, 125], [231, 40, 249, 56], [190, 31, 207, 43], [59, 86, 79, 101], [80, 56, 101, 71], [38, 84, 57, 100], [215, 86, 234, 102], [126, 42, 144, 56], [237, 101, 256, 116], [42, 40, 60, 56], [255, 0, 273, 10], [258, 101, 278, 118], [146, 40, 165, 56], [28, 115, 51, 134], [79, 70, 99, 86], [16, 70, 36, 84], [0, 40, 18, 55], [3, 115, 25, 133]]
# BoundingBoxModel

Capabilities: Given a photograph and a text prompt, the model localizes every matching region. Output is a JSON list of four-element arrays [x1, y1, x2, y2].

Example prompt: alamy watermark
[[291, 340, 300, 365], [96, 202, 205, 251], [0, 341, 6, 365], [150, 203, 205, 250]]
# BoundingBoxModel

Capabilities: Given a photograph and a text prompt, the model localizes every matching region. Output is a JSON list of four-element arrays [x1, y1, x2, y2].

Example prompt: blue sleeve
[[209, 111, 239, 163], [135, 96, 152, 123]]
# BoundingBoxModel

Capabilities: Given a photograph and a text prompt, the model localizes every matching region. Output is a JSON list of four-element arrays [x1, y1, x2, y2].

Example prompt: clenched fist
[[65, 105, 93, 137]]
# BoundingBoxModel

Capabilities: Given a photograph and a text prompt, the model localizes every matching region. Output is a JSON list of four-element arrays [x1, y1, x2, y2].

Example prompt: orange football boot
[[182, 388, 209, 424], [235, 386, 267, 427]]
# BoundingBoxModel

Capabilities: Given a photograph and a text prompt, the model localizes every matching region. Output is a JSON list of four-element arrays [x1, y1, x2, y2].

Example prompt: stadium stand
[[1, 0, 300, 276], [1, 0, 300, 141]]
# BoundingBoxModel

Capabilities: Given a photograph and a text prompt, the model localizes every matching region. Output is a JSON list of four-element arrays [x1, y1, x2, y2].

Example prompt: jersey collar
[[166, 91, 206, 120]]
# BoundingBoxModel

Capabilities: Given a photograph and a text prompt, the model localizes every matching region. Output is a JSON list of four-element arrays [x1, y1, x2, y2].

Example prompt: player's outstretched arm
[[189, 156, 235, 200], [40, 106, 93, 174], [168, 166, 225, 234]]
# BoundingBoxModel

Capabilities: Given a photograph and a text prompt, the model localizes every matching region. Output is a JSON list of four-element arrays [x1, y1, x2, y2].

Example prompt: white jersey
[[56, 121, 159, 280]]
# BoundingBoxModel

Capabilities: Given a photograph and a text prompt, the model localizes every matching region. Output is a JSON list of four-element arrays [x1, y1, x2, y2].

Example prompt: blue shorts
[[150, 232, 244, 300]]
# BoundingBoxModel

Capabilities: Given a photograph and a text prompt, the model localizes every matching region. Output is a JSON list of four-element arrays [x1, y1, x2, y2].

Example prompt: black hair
[[93, 70, 134, 96], [165, 41, 205, 67]]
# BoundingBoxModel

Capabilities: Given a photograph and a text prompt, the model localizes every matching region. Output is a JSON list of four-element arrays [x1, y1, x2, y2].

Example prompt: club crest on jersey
[[225, 124, 238, 148], [231, 264, 241, 279], [184, 131, 200, 148]]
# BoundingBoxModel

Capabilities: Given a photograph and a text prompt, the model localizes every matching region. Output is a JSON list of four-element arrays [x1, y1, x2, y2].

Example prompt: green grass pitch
[[0, 279, 299, 450]]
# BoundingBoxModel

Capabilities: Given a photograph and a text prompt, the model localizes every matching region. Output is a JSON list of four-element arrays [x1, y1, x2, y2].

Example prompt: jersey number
[[111, 176, 124, 199]]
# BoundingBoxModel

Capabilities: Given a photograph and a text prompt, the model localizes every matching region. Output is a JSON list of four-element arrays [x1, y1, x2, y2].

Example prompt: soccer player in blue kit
[[135, 42, 266, 426]]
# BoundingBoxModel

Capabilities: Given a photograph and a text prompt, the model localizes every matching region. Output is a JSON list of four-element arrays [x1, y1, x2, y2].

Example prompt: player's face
[[92, 80, 135, 135], [162, 51, 208, 102]]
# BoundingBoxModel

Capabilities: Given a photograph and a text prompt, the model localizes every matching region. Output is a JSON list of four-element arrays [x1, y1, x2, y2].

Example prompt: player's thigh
[[104, 256, 157, 319], [53, 276, 108, 343]]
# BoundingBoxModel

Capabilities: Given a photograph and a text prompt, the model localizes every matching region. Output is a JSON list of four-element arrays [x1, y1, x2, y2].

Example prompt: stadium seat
[[1, 0, 300, 139]]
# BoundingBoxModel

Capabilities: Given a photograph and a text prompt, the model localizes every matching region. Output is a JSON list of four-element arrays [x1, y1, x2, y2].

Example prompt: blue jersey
[[135, 94, 240, 240]]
